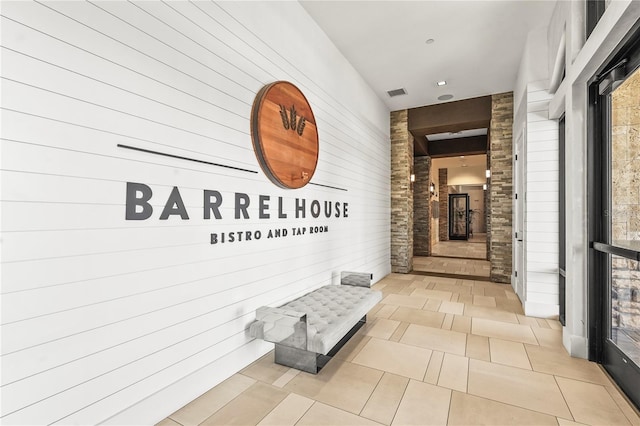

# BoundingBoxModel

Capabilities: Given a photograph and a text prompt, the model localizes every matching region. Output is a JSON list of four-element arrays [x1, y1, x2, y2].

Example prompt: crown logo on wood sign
[[279, 104, 306, 136]]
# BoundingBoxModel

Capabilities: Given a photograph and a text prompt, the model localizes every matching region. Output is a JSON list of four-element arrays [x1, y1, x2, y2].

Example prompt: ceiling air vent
[[387, 88, 407, 97]]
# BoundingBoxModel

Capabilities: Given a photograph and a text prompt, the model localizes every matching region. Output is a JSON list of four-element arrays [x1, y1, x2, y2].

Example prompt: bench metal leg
[[274, 344, 330, 374], [273, 315, 367, 374]]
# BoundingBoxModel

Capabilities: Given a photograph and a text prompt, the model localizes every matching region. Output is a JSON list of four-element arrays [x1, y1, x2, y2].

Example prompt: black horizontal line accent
[[4, 6, 391, 178], [116, 144, 257, 174], [309, 182, 348, 192], [2, 12, 390, 177], [189, 3, 390, 167], [0, 136, 258, 188], [1, 108, 254, 170]]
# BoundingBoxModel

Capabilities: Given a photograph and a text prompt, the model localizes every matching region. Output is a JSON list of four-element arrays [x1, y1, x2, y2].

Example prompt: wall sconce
[[483, 183, 487, 190], [429, 182, 437, 198], [485, 169, 491, 178], [410, 174, 416, 183]]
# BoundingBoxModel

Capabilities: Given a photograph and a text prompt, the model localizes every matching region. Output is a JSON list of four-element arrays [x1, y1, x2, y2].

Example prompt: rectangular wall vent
[[387, 88, 407, 97]]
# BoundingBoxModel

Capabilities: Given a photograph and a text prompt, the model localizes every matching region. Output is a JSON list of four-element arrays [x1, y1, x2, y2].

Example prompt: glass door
[[590, 41, 640, 408], [449, 194, 469, 240]]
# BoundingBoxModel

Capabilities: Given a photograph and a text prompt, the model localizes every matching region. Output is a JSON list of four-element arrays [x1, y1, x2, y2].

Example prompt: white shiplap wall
[[524, 79, 559, 317], [0, 1, 391, 424]]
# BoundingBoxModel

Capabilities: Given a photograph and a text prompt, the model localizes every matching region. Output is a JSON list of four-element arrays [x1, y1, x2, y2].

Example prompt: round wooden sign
[[251, 81, 319, 189]]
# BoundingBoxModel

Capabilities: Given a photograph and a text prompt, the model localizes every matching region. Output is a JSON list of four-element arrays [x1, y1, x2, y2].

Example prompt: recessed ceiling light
[[436, 80, 447, 86], [438, 94, 454, 101], [425, 38, 435, 44]]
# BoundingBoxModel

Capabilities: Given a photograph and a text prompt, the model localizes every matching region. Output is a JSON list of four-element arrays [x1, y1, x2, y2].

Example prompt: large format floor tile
[[489, 338, 532, 370], [400, 324, 467, 355], [168, 374, 256, 426], [448, 391, 558, 425], [467, 359, 572, 418], [200, 382, 288, 425], [257, 393, 314, 426], [392, 380, 451, 425], [390, 306, 445, 328], [431, 236, 487, 259], [556, 376, 633, 425], [283, 360, 382, 414], [360, 373, 409, 425], [380, 293, 427, 309], [352, 337, 432, 380], [437, 353, 469, 392], [464, 304, 520, 323], [297, 402, 382, 426], [525, 344, 610, 384], [159, 273, 640, 426], [471, 317, 538, 344]]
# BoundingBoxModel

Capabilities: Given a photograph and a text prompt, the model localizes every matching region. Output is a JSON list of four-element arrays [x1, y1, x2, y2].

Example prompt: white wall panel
[[513, 75, 560, 317], [0, 1, 391, 424]]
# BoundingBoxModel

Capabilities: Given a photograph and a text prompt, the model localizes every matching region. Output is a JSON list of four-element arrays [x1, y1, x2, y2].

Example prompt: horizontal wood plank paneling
[[0, 1, 390, 424], [524, 81, 559, 310]]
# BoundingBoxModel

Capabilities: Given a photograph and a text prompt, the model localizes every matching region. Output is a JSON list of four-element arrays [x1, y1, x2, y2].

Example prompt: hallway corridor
[[413, 234, 490, 279], [431, 234, 487, 260], [158, 274, 640, 426]]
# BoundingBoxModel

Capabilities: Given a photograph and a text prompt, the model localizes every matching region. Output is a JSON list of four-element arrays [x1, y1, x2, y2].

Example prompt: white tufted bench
[[249, 271, 382, 373]]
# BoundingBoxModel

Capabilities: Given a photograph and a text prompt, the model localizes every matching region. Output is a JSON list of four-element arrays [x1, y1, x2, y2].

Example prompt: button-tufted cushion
[[280, 285, 382, 354]]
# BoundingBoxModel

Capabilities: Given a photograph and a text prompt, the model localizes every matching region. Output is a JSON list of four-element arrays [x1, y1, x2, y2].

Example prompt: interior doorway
[[449, 193, 469, 240], [413, 154, 490, 279]]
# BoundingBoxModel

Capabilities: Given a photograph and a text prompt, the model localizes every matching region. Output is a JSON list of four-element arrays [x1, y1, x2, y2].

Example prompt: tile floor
[[413, 256, 490, 278], [431, 234, 487, 260], [159, 274, 640, 426]]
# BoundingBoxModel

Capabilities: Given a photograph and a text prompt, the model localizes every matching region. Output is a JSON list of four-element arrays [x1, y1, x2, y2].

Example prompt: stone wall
[[489, 93, 514, 283], [439, 168, 449, 241], [611, 69, 640, 329], [391, 110, 414, 273], [414, 156, 432, 256]]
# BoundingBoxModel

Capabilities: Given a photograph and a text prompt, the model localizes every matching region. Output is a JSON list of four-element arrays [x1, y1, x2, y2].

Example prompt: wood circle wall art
[[251, 81, 319, 189]]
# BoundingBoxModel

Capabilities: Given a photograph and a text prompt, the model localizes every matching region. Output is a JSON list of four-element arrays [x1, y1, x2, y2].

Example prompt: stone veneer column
[[391, 110, 414, 273], [489, 92, 514, 283], [439, 168, 449, 241], [413, 156, 431, 256]]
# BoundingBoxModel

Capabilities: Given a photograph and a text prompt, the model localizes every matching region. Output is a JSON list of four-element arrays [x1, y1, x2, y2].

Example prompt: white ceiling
[[300, 1, 557, 111]]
